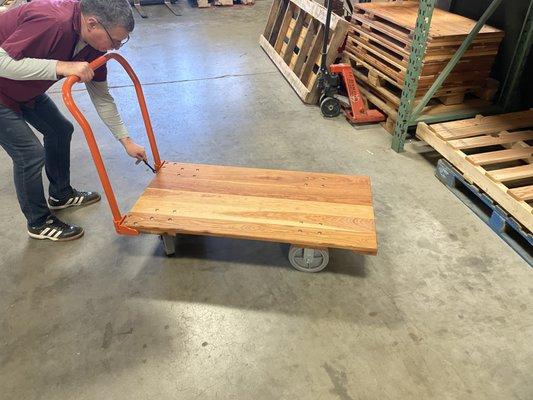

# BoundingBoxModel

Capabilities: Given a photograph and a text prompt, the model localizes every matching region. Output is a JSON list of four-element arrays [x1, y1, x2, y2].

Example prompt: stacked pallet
[[343, 2, 505, 130]]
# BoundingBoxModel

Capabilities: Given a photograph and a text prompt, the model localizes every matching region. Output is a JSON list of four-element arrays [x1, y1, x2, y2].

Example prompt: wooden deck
[[122, 162, 378, 254]]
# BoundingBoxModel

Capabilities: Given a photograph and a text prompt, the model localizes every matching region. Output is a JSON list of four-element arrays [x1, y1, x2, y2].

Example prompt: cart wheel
[[288, 245, 329, 273], [160, 234, 176, 257], [320, 96, 341, 118]]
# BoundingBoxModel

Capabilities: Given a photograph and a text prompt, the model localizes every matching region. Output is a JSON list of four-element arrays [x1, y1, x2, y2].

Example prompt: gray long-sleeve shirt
[[0, 40, 128, 140]]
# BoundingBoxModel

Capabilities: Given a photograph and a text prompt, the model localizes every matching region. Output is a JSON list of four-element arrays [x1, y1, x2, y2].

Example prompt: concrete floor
[[0, 2, 532, 399]]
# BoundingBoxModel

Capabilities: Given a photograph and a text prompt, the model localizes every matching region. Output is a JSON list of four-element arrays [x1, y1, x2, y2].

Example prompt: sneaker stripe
[[53, 230, 63, 239], [78, 196, 85, 205], [42, 228, 51, 235], [48, 229, 57, 237]]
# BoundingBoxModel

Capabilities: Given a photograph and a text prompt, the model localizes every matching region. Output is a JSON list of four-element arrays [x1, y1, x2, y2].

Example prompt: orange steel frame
[[62, 53, 163, 236]]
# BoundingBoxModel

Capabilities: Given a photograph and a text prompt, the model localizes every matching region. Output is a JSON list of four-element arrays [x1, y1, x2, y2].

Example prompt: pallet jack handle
[[62, 53, 162, 236]]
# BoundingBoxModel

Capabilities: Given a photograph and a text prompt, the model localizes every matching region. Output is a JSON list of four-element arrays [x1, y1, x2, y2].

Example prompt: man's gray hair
[[80, 0, 135, 32]]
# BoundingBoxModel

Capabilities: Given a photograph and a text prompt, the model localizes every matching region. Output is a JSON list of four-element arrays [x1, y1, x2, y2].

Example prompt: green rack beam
[[391, 0, 436, 153], [391, 0, 504, 153]]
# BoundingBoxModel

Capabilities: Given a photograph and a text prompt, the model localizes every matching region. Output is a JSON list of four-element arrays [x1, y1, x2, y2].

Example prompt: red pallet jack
[[318, 0, 384, 124]]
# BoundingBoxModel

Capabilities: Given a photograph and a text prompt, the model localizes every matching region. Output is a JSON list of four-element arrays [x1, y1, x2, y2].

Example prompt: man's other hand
[[119, 137, 147, 161]]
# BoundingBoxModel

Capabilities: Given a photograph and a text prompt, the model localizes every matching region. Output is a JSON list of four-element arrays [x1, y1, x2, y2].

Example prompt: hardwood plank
[[508, 186, 533, 202], [123, 212, 378, 254], [487, 165, 533, 183], [129, 188, 375, 231], [448, 131, 533, 150], [123, 163, 377, 254], [466, 147, 533, 166], [431, 110, 533, 140], [150, 173, 373, 206], [158, 162, 370, 190]]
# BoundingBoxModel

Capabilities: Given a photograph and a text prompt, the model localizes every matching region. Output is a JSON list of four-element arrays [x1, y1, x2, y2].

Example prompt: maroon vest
[[0, 0, 106, 113]]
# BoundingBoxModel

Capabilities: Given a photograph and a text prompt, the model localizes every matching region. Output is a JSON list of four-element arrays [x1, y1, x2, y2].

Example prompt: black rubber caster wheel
[[320, 96, 341, 118]]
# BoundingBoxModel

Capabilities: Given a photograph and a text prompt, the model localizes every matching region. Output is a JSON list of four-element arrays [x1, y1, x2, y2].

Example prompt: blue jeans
[[0, 94, 74, 227]]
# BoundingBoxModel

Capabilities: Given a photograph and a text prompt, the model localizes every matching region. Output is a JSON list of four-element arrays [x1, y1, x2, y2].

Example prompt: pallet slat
[[343, 2, 504, 130], [509, 186, 533, 202], [467, 148, 533, 166], [448, 131, 533, 150], [487, 165, 533, 183], [432, 110, 533, 140]]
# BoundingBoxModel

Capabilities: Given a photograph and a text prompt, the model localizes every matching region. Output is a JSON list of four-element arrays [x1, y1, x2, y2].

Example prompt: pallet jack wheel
[[288, 245, 329, 273], [320, 96, 341, 118]]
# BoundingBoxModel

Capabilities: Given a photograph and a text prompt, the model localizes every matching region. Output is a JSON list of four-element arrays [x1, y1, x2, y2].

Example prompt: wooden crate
[[416, 110, 533, 233], [259, 0, 349, 104]]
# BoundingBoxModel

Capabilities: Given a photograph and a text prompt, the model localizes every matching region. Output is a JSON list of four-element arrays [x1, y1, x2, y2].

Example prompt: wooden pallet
[[352, 3, 504, 46], [342, 2, 503, 135], [122, 162, 378, 254], [435, 159, 532, 266], [416, 110, 533, 234], [344, 53, 497, 107], [345, 32, 496, 81], [259, 0, 349, 104]]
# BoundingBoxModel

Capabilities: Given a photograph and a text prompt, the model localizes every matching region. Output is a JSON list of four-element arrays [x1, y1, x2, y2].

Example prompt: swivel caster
[[288, 245, 329, 273]]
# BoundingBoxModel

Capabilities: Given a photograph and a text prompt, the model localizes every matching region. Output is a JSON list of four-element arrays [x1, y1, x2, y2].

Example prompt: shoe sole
[[28, 230, 85, 242], [48, 196, 101, 210]]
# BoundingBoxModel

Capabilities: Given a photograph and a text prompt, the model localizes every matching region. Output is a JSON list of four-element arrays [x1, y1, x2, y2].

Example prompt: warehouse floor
[[0, 2, 532, 399]]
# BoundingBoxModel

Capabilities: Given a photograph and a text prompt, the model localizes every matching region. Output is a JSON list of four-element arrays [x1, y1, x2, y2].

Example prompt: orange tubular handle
[[62, 53, 162, 236]]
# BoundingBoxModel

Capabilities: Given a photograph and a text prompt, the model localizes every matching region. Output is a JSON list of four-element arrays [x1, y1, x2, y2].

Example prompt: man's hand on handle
[[120, 137, 147, 161], [57, 61, 94, 82]]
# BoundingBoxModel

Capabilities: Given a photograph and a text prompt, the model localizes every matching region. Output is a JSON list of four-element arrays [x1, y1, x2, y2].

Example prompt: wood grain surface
[[123, 163, 378, 254]]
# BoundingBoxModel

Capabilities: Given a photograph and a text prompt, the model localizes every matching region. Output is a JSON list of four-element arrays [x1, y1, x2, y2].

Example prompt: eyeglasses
[[97, 20, 130, 48]]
